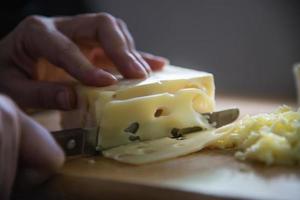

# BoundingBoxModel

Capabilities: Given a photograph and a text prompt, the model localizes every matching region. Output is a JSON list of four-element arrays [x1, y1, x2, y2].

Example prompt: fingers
[[140, 52, 169, 71], [18, 80, 76, 110], [0, 95, 64, 195], [116, 19, 151, 74], [55, 13, 148, 78], [19, 111, 64, 170], [94, 14, 148, 78], [0, 67, 76, 110], [0, 96, 20, 200], [109, 16, 168, 72], [14, 16, 116, 87], [15, 111, 64, 190], [14, 80, 76, 110], [12, 14, 168, 90]]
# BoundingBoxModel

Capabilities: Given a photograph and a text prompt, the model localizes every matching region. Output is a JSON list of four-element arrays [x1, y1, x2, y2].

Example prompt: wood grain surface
[[23, 95, 300, 200]]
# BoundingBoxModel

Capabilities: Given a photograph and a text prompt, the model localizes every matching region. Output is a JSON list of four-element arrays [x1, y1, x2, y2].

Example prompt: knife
[[203, 108, 239, 128], [51, 108, 239, 157], [51, 127, 100, 157]]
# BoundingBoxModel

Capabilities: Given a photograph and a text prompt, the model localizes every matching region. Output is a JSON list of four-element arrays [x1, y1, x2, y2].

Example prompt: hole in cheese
[[154, 107, 170, 117], [128, 135, 141, 141], [124, 122, 139, 134], [171, 128, 182, 138]]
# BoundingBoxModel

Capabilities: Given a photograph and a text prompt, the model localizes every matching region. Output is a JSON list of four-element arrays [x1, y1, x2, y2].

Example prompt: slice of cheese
[[103, 129, 221, 165], [61, 65, 215, 149]]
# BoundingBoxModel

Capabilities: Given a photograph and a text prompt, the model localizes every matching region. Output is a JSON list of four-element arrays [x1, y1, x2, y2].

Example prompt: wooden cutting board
[[27, 95, 300, 200]]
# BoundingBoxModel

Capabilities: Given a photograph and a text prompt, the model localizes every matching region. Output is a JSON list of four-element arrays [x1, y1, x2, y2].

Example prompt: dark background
[[1, 0, 300, 98]]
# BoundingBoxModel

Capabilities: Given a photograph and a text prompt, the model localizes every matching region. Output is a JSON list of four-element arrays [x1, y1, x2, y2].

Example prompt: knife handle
[[51, 128, 87, 156]]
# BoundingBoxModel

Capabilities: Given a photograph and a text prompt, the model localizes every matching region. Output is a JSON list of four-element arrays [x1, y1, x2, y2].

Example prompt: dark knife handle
[[51, 128, 87, 156]]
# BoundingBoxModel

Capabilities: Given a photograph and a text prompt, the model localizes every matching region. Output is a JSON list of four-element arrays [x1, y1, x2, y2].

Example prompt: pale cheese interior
[[100, 88, 213, 148], [61, 65, 215, 150]]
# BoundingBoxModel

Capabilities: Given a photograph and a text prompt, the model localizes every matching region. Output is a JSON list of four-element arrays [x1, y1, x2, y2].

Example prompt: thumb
[[15, 111, 65, 191]]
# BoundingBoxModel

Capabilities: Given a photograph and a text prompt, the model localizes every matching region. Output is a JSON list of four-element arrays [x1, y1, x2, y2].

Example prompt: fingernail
[[56, 90, 72, 110], [140, 60, 152, 74], [130, 61, 148, 78], [154, 56, 169, 65], [95, 69, 117, 85]]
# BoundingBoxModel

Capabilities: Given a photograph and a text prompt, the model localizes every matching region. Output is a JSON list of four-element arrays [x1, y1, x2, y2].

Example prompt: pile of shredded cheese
[[210, 106, 300, 165]]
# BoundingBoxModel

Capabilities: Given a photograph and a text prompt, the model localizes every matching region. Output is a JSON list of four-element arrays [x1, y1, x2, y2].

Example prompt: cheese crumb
[[210, 105, 300, 165]]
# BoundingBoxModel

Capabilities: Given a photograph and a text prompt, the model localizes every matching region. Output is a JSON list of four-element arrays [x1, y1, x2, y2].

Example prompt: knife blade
[[203, 108, 239, 128], [51, 108, 239, 157]]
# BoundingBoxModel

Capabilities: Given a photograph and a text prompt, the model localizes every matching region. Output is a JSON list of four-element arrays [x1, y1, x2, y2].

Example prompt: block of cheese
[[103, 129, 222, 165], [61, 65, 215, 149]]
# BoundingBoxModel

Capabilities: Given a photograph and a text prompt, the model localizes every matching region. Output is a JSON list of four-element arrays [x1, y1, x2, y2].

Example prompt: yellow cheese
[[61, 64, 300, 165], [210, 106, 300, 165], [103, 129, 221, 165], [61, 65, 215, 149], [100, 88, 213, 148]]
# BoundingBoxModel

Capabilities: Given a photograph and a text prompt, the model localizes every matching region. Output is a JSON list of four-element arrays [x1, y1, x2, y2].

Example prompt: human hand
[[0, 13, 168, 110], [0, 95, 64, 200]]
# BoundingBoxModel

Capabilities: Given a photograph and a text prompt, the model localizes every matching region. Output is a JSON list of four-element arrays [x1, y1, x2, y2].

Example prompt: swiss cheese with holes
[[103, 129, 221, 164], [61, 65, 215, 152]]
